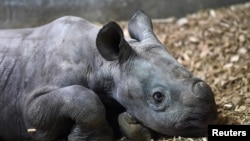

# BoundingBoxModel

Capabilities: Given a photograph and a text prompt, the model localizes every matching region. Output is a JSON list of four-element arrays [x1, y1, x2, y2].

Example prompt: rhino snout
[[191, 79, 217, 115], [182, 79, 217, 123], [192, 80, 214, 100]]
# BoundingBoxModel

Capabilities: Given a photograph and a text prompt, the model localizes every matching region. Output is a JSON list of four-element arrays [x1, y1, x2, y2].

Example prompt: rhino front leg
[[24, 85, 113, 141], [118, 112, 151, 141]]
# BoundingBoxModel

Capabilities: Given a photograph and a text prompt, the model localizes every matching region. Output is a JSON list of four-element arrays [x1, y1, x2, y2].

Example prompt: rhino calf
[[0, 10, 217, 141]]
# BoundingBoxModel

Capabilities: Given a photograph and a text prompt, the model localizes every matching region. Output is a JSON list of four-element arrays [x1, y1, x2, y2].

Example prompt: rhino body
[[0, 11, 217, 141]]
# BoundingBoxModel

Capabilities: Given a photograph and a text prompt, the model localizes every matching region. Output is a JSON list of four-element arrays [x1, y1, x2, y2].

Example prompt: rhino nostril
[[195, 81, 209, 89], [192, 81, 213, 99]]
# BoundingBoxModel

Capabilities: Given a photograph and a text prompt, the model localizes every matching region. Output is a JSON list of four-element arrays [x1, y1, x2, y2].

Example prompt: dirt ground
[[119, 2, 250, 141]]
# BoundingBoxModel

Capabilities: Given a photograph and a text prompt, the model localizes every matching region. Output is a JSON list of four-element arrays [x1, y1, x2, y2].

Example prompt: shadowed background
[[0, 0, 249, 28]]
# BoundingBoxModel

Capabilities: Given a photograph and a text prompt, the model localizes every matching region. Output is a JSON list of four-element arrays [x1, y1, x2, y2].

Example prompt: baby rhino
[[0, 10, 217, 141]]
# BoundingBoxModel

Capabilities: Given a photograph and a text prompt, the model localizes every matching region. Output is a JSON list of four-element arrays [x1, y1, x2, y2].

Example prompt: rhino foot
[[118, 112, 151, 141]]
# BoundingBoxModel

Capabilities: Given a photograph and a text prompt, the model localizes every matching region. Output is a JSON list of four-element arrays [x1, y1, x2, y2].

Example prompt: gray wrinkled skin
[[0, 10, 217, 141]]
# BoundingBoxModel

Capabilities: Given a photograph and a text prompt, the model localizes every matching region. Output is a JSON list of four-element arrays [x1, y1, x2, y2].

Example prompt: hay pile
[[120, 2, 250, 141]]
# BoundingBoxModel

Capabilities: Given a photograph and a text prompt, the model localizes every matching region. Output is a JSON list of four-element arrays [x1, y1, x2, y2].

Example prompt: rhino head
[[96, 10, 217, 137]]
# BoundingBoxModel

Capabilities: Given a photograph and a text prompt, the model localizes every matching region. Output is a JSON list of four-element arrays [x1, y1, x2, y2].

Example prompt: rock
[[238, 47, 247, 54], [238, 34, 246, 43], [189, 36, 199, 43], [224, 103, 233, 110], [177, 18, 188, 26], [209, 10, 217, 17], [230, 55, 240, 62], [235, 106, 246, 112], [231, 96, 244, 106]]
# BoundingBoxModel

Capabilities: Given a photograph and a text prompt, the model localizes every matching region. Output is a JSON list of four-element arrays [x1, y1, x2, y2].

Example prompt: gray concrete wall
[[0, 0, 249, 28]]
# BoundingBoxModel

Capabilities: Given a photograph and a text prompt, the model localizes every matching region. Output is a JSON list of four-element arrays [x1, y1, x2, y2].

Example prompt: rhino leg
[[24, 85, 113, 141], [118, 112, 151, 141]]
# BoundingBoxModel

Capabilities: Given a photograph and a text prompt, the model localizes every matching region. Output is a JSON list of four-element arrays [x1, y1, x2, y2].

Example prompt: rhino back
[[0, 16, 100, 140], [0, 16, 99, 92]]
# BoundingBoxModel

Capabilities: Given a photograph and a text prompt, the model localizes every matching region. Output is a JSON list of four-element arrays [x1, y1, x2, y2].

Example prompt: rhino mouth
[[147, 112, 217, 138], [165, 111, 216, 136], [176, 114, 212, 129], [147, 125, 208, 140], [149, 122, 210, 139], [119, 111, 217, 140]]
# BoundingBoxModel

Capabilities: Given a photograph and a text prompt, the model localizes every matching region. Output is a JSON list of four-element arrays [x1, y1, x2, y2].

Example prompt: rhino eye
[[153, 92, 165, 103]]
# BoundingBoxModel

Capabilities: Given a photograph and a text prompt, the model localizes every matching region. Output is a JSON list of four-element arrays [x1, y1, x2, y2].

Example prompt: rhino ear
[[96, 22, 135, 63], [128, 10, 158, 42]]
